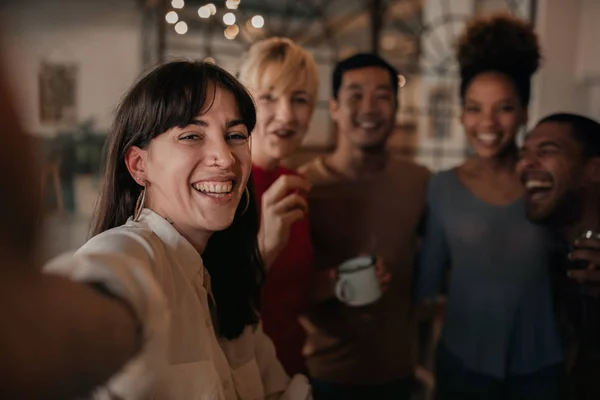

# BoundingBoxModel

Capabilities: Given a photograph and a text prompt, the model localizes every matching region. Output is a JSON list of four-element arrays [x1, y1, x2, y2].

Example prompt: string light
[[251, 15, 264, 28], [223, 12, 236, 25], [225, 0, 239, 10], [174, 21, 188, 35], [165, 11, 179, 24], [171, 0, 184, 9], [224, 24, 239, 39], [198, 6, 210, 18]]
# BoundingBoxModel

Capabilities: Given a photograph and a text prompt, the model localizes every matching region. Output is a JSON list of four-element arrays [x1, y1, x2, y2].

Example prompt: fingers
[[569, 239, 600, 272], [568, 248, 600, 266], [297, 315, 318, 335], [567, 269, 600, 284], [281, 208, 305, 226], [574, 238, 600, 250], [272, 193, 308, 215], [567, 239, 600, 284], [374, 257, 387, 276], [374, 257, 392, 286], [262, 175, 311, 206], [378, 271, 392, 287]]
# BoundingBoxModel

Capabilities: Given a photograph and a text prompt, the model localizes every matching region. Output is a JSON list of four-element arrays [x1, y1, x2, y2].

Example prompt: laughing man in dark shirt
[[517, 113, 600, 399]]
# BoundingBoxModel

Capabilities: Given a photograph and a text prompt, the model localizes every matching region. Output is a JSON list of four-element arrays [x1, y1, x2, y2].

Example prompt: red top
[[252, 164, 313, 376]]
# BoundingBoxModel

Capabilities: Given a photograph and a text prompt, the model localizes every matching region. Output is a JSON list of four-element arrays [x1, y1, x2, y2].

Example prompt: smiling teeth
[[525, 180, 553, 189], [477, 133, 499, 143], [360, 122, 378, 129], [192, 181, 233, 194]]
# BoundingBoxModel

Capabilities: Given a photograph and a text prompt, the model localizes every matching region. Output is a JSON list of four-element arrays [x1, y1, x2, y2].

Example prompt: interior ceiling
[[153, 0, 533, 74], [167, 0, 368, 45]]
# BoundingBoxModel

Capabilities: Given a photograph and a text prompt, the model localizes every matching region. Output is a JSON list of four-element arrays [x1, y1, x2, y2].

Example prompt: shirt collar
[[127, 208, 204, 284]]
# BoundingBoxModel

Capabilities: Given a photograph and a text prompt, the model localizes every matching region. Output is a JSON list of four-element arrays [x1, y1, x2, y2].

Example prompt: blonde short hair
[[238, 37, 319, 104]]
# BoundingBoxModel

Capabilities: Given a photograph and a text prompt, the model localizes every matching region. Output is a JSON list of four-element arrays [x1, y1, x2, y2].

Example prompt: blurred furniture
[[41, 155, 64, 215]]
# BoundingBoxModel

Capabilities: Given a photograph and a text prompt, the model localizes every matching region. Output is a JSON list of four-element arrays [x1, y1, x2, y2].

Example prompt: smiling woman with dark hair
[[416, 14, 563, 400], [45, 60, 311, 399]]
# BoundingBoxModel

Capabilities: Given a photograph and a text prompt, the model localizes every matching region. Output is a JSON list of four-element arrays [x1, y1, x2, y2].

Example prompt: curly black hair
[[457, 13, 541, 106]]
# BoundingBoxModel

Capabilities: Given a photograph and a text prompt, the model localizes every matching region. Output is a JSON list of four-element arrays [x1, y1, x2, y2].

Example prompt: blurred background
[[2, 0, 598, 258]]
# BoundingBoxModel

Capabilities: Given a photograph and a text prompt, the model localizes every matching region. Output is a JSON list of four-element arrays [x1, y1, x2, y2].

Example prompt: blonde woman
[[239, 37, 319, 376]]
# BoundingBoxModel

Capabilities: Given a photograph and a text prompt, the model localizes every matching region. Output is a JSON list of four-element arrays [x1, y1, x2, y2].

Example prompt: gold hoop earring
[[238, 186, 250, 216], [133, 185, 147, 222]]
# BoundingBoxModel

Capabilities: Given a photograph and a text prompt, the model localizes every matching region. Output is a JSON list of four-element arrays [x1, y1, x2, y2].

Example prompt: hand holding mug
[[374, 256, 392, 292], [567, 230, 600, 284], [334, 256, 391, 306]]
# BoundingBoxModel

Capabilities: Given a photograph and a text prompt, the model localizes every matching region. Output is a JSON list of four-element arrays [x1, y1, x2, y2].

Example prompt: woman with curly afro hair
[[416, 13, 564, 399]]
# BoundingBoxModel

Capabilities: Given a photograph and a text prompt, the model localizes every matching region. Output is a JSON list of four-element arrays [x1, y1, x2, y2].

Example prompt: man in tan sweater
[[298, 53, 430, 399]]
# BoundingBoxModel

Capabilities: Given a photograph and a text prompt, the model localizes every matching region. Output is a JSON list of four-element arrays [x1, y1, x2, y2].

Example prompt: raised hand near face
[[258, 174, 311, 268]]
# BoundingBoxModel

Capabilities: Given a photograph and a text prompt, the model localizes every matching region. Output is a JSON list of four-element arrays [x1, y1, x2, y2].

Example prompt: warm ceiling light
[[198, 6, 210, 18], [225, 0, 239, 9], [224, 24, 239, 40], [171, 0, 184, 9], [251, 15, 264, 29], [165, 11, 179, 24], [223, 12, 236, 25], [174, 21, 188, 35], [228, 24, 240, 35], [207, 3, 217, 15]]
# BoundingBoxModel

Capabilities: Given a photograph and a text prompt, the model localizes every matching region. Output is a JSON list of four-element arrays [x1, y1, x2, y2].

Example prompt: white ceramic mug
[[335, 256, 382, 307]]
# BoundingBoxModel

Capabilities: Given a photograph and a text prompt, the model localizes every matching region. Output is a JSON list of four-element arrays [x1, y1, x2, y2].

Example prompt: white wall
[[530, 0, 586, 123], [575, 0, 600, 121], [575, 0, 600, 80], [531, 0, 600, 123], [0, 0, 143, 136]]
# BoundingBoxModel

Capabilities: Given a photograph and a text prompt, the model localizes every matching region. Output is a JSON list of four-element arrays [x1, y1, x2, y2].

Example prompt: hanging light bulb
[[224, 24, 239, 40], [251, 15, 264, 29], [225, 0, 239, 10], [174, 21, 188, 35], [223, 12, 236, 26], [165, 11, 179, 24], [198, 6, 210, 18], [207, 3, 217, 15], [171, 0, 184, 9]]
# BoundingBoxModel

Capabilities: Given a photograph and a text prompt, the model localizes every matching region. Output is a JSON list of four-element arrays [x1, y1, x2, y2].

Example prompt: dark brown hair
[[92, 61, 263, 339], [457, 13, 541, 106]]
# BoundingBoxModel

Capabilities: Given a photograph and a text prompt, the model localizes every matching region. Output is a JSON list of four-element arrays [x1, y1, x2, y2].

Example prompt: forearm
[[0, 271, 138, 398], [258, 232, 285, 271], [259, 240, 278, 270]]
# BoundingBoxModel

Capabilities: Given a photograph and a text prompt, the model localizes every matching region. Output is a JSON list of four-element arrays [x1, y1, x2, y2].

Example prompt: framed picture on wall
[[39, 61, 78, 126]]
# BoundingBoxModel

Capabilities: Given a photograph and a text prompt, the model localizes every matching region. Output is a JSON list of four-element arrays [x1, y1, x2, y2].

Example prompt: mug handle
[[335, 278, 350, 303]]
